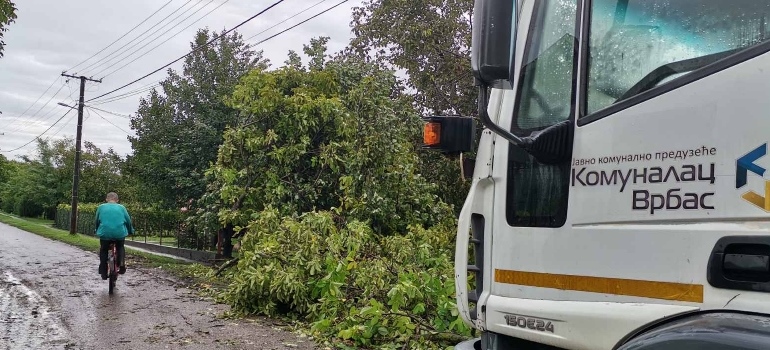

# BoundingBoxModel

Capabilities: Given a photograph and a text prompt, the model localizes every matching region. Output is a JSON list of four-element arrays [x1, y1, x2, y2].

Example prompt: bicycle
[[106, 241, 121, 295]]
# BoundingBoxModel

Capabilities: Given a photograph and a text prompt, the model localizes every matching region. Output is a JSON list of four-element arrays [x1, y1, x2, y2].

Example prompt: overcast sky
[[0, 0, 362, 159]]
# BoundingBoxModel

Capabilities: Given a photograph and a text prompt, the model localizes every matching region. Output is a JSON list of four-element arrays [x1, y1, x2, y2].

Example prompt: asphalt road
[[0, 222, 317, 350]]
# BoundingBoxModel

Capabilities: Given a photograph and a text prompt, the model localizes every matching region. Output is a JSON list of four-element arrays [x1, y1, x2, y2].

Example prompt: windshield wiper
[[616, 48, 742, 102]]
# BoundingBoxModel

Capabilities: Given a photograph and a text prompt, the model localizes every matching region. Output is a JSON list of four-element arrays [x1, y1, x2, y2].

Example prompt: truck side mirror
[[470, 0, 568, 164], [472, 0, 517, 88], [470, 0, 527, 153]]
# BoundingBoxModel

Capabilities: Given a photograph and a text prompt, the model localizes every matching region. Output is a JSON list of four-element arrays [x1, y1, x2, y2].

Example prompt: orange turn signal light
[[424, 122, 441, 146]]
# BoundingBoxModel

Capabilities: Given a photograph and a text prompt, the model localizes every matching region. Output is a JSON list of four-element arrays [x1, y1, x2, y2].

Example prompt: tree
[[350, 0, 475, 212], [0, 141, 60, 217], [0, 160, 52, 217], [127, 28, 268, 207], [0, 154, 8, 184], [0, 0, 16, 58], [39, 138, 124, 204], [206, 39, 469, 349], [351, 0, 474, 117], [0, 138, 124, 218], [204, 37, 447, 235]]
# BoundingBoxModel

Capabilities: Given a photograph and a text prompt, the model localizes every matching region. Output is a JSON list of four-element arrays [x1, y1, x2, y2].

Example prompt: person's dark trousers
[[99, 239, 126, 276]]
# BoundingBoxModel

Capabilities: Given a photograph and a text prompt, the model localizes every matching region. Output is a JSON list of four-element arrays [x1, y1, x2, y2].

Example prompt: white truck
[[423, 0, 770, 349]]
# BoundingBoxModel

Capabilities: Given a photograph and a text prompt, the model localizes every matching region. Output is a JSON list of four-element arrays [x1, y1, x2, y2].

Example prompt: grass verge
[[0, 212, 212, 283]]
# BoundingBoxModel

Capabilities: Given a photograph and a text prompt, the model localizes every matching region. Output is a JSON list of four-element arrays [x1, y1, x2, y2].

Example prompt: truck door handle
[[708, 236, 770, 293], [723, 254, 770, 273]]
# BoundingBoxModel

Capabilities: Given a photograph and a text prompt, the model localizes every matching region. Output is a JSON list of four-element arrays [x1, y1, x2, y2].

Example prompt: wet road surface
[[0, 222, 317, 350]]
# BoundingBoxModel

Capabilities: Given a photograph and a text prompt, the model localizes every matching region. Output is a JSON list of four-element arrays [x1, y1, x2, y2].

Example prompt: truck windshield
[[587, 0, 770, 115]]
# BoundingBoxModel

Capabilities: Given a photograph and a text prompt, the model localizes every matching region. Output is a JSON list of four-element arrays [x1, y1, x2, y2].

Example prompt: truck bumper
[[455, 338, 481, 350]]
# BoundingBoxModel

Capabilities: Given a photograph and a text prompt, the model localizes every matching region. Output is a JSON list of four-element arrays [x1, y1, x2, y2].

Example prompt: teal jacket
[[95, 202, 134, 239]]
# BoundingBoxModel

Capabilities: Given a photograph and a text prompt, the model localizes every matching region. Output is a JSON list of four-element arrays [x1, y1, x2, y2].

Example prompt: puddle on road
[[0, 271, 71, 349]]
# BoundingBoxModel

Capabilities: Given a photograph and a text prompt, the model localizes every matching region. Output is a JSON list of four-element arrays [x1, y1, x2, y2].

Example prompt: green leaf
[[338, 328, 354, 340], [412, 303, 426, 314]]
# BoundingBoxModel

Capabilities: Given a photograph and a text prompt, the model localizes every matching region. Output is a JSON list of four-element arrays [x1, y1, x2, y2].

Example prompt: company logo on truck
[[571, 146, 718, 214], [736, 143, 770, 212]]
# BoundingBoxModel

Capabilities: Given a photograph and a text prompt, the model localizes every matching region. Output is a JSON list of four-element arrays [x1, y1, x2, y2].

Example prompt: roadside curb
[[123, 242, 197, 263], [124, 240, 217, 263]]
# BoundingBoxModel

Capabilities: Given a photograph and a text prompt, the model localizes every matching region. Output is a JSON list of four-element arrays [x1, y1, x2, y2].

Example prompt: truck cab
[[429, 0, 770, 349]]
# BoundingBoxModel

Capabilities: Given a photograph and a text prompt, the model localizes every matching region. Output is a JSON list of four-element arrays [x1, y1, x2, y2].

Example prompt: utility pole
[[61, 73, 101, 234]]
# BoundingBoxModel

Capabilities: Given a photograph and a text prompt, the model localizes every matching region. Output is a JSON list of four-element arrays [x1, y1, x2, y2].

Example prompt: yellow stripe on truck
[[494, 269, 703, 303]]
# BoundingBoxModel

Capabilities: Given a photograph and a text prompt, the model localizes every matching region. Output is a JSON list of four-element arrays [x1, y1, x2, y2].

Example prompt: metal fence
[[54, 207, 218, 252]]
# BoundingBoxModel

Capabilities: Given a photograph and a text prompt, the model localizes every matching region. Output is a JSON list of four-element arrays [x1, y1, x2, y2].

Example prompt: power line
[[94, 80, 161, 100], [90, 82, 162, 105], [66, 76, 78, 98], [87, 0, 286, 103], [7, 77, 58, 121], [66, 0, 176, 73], [1, 109, 73, 153], [84, 0, 209, 76], [49, 101, 79, 138], [91, 0, 218, 78], [6, 85, 73, 135], [23, 79, 74, 124], [88, 108, 132, 135], [0, 77, 61, 132], [10, 103, 66, 133], [77, 0, 199, 74], [90, 88, 158, 105], [90, 0, 338, 105], [1, 82, 67, 134], [87, 105, 131, 119], [244, 0, 328, 42], [98, 0, 233, 79], [30, 80, 79, 126], [85, 108, 92, 122], [91, 88, 159, 105], [49, 111, 77, 138], [251, 0, 350, 47]]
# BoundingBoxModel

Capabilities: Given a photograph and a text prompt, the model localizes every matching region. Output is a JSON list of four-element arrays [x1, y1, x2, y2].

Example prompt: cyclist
[[95, 192, 134, 280]]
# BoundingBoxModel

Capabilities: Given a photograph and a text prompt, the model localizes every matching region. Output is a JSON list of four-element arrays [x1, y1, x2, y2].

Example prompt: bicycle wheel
[[109, 274, 116, 295], [108, 249, 116, 294]]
